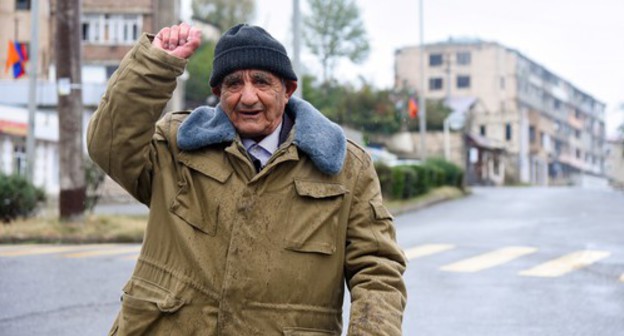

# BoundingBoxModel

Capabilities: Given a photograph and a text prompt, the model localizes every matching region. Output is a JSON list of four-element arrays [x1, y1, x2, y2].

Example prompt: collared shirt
[[242, 121, 283, 168]]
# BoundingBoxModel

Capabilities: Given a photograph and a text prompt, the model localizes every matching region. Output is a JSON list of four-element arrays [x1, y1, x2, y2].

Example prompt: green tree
[[406, 99, 452, 131], [185, 41, 216, 107], [303, 0, 370, 83], [302, 75, 401, 134], [192, 0, 256, 31]]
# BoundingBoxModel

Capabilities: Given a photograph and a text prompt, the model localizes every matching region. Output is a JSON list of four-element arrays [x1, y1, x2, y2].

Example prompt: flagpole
[[26, 0, 39, 181], [418, 0, 427, 160]]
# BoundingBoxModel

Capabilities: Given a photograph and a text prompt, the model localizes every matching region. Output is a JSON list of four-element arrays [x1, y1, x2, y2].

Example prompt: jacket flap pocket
[[123, 278, 185, 314], [285, 241, 335, 255], [178, 151, 232, 183], [170, 184, 218, 236], [294, 180, 347, 198], [370, 200, 393, 220], [283, 327, 338, 336]]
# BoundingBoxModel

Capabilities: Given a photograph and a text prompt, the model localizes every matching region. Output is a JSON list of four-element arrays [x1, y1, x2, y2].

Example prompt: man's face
[[213, 70, 297, 141]]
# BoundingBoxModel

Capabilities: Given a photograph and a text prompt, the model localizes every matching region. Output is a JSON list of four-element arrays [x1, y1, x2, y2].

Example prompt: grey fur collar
[[177, 96, 346, 175]]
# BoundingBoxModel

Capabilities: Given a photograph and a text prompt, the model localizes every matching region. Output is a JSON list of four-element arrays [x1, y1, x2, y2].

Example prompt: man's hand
[[153, 23, 202, 60]]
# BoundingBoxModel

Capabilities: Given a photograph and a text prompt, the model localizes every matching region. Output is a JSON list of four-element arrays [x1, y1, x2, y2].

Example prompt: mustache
[[235, 103, 265, 111]]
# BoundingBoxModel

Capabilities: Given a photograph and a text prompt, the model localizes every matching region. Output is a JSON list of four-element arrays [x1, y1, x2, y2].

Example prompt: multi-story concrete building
[[0, 0, 180, 194], [395, 38, 606, 185], [0, 0, 51, 80]]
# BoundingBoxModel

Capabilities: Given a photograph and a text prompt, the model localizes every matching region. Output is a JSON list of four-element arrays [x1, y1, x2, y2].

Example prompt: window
[[480, 125, 486, 136], [529, 126, 536, 143], [576, 148, 581, 159], [575, 129, 581, 139], [105, 65, 118, 78], [429, 77, 443, 91], [457, 75, 471, 89], [540, 132, 548, 150], [82, 14, 143, 45], [554, 99, 562, 110], [13, 141, 26, 176], [16, 0, 30, 10], [505, 123, 512, 141], [457, 51, 471, 65], [429, 54, 443, 66]]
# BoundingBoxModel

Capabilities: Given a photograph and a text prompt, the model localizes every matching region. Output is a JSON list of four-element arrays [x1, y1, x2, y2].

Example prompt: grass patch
[[0, 215, 147, 244]]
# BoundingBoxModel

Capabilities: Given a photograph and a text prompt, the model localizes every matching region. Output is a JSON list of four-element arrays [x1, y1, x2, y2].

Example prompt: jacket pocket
[[170, 179, 219, 236], [117, 278, 185, 335], [284, 180, 348, 255], [283, 327, 339, 336]]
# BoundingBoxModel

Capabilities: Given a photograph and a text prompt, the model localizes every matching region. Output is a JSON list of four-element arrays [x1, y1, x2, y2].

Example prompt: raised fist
[[153, 23, 202, 60]]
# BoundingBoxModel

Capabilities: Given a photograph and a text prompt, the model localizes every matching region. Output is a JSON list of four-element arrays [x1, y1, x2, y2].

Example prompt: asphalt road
[[1, 187, 623, 335]]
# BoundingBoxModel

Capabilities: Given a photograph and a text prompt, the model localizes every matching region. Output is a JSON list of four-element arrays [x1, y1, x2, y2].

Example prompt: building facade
[[605, 139, 624, 188], [395, 39, 606, 185], [0, 0, 51, 80], [0, 0, 180, 194]]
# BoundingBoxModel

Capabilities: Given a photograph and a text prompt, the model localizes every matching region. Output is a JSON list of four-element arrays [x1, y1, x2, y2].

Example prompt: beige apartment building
[[395, 38, 606, 185]]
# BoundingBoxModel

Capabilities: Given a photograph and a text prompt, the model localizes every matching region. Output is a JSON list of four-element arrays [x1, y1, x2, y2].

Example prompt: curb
[[387, 188, 470, 216]]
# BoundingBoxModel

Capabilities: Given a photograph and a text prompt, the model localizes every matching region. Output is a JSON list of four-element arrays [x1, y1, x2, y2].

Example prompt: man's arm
[[345, 154, 407, 335], [86, 24, 200, 203]]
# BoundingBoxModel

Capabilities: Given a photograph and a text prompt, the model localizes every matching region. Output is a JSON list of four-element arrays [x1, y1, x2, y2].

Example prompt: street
[[1, 187, 623, 335]]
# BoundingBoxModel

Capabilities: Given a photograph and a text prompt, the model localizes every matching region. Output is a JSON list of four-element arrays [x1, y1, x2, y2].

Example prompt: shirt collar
[[241, 121, 283, 155]]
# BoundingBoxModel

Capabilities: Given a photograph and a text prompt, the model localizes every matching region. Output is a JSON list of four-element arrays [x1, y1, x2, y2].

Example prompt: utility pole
[[56, 0, 86, 221], [26, 0, 39, 182], [292, 0, 302, 98], [418, 0, 427, 160]]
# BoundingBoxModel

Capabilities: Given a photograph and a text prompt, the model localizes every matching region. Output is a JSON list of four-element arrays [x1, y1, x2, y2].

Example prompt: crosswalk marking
[[440, 246, 537, 273], [0, 244, 619, 282], [404, 244, 455, 260], [519, 250, 611, 278], [0, 245, 113, 257], [63, 246, 141, 258]]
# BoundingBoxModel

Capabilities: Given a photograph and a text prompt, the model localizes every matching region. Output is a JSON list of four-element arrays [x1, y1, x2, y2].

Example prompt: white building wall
[[1, 136, 13, 174], [0, 105, 89, 195]]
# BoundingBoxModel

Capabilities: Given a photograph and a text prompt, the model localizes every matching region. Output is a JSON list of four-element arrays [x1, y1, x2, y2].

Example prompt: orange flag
[[408, 97, 418, 119], [5, 40, 26, 78]]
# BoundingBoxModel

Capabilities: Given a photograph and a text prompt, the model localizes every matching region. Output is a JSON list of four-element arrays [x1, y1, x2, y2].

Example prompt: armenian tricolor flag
[[5, 40, 28, 79], [408, 96, 418, 119]]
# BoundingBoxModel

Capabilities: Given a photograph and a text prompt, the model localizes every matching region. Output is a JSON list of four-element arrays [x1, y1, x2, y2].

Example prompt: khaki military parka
[[87, 34, 407, 336]]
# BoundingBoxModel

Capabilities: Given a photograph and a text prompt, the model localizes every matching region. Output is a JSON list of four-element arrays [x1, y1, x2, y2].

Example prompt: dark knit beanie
[[209, 24, 298, 88]]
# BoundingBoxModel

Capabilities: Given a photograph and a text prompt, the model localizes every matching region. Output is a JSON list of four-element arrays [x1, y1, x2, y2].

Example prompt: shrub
[[374, 162, 393, 197], [0, 174, 46, 223], [401, 167, 418, 198], [410, 165, 431, 195], [390, 166, 407, 199], [425, 158, 464, 187], [374, 158, 464, 200]]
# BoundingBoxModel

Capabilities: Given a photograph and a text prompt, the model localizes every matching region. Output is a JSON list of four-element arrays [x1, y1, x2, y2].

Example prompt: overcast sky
[[182, 0, 624, 137]]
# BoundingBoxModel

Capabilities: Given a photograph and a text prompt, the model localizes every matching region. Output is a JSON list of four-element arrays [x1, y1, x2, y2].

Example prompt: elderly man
[[88, 23, 406, 335]]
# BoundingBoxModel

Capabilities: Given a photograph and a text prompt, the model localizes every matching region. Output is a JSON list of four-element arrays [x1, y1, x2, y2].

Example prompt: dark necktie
[[249, 153, 262, 173]]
